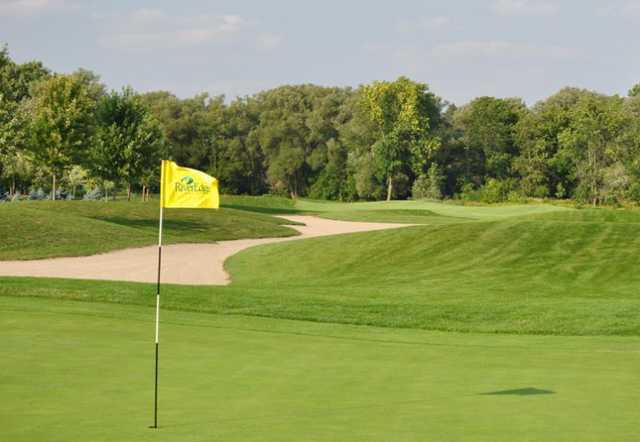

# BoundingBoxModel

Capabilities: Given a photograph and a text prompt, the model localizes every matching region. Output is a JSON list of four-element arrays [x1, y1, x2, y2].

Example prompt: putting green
[[1, 296, 638, 442]]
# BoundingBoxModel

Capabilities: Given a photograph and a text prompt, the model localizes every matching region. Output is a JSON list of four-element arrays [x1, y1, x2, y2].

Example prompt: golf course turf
[[1, 197, 639, 441]]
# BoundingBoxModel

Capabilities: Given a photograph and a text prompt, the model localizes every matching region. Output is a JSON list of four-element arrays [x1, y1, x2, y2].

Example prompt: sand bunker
[[0, 216, 412, 285]]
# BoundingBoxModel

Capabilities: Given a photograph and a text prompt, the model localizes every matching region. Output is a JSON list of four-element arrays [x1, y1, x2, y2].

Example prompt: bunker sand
[[0, 216, 412, 285]]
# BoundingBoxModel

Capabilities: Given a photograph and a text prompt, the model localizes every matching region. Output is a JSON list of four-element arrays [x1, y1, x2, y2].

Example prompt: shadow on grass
[[94, 216, 209, 231], [222, 203, 309, 215], [479, 387, 554, 396]]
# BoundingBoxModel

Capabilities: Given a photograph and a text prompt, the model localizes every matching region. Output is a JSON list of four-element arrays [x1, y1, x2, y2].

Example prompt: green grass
[[295, 198, 570, 221], [2, 197, 640, 440], [0, 197, 298, 260], [315, 209, 469, 224], [2, 198, 640, 335], [2, 296, 638, 442]]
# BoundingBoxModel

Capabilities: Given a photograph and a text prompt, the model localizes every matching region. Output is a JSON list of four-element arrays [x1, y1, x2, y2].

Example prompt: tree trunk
[[52, 174, 56, 201], [72, 185, 76, 200], [142, 185, 146, 201], [386, 176, 393, 201], [127, 183, 131, 201], [11, 176, 16, 197]]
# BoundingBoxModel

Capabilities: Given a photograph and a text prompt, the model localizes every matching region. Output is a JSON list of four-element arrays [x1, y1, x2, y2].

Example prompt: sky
[[1, 0, 639, 106]]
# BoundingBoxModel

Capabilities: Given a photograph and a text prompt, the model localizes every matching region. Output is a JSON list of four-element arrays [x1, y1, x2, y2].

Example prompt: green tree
[[255, 85, 338, 197], [22, 73, 99, 199], [558, 93, 627, 206], [412, 163, 444, 200], [628, 83, 640, 98], [361, 77, 440, 201], [454, 97, 526, 181], [66, 165, 87, 199], [0, 46, 48, 195], [215, 97, 266, 195], [0, 45, 49, 102], [89, 87, 166, 200], [514, 88, 593, 198]]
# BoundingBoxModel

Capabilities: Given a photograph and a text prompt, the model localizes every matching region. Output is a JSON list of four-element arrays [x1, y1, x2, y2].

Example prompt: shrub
[[627, 182, 640, 203], [55, 189, 68, 200], [29, 188, 47, 200], [413, 164, 444, 200], [83, 188, 103, 200], [555, 182, 566, 199], [480, 178, 518, 203], [459, 183, 482, 201]]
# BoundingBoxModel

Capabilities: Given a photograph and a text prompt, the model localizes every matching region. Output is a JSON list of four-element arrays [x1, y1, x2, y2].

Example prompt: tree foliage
[[22, 72, 99, 199], [2, 45, 640, 206], [89, 87, 165, 199], [361, 77, 440, 200]]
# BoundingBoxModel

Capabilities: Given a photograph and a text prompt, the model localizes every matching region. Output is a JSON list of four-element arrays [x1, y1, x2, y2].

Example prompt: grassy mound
[[3, 198, 640, 335], [223, 210, 640, 335], [0, 196, 298, 260]]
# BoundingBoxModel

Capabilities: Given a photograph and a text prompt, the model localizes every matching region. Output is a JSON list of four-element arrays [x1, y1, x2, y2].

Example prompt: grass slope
[[295, 198, 570, 222], [2, 297, 638, 442], [2, 202, 640, 335], [0, 196, 298, 260]]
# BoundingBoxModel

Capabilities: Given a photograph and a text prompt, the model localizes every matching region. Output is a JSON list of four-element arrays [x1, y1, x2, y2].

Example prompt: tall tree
[[215, 97, 266, 195], [361, 77, 440, 201], [454, 97, 526, 181], [89, 87, 166, 200], [558, 93, 628, 206], [514, 88, 593, 198], [22, 73, 99, 199], [255, 85, 335, 198]]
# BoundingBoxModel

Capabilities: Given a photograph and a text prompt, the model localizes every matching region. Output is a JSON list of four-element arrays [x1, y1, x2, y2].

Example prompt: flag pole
[[152, 186, 164, 429]]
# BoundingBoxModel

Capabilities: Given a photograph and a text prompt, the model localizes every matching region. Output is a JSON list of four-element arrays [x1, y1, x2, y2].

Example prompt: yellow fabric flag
[[160, 160, 219, 209]]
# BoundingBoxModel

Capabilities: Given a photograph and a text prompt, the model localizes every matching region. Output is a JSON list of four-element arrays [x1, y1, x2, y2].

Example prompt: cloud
[[257, 33, 283, 51], [598, 1, 640, 16], [97, 9, 248, 50], [491, 0, 559, 16], [627, 0, 640, 13], [396, 16, 451, 32], [0, 0, 65, 17], [431, 40, 577, 60]]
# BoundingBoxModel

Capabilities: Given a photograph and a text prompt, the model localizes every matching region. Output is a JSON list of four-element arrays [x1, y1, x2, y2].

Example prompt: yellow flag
[[160, 160, 219, 209]]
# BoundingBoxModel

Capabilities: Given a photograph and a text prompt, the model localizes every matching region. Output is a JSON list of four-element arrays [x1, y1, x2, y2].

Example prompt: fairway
[[2, 297, 639, 442], [2, 198, 640, 441]]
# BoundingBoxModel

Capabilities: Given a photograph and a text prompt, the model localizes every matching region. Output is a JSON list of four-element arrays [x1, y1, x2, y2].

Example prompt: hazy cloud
[[491, 0, 559, 16], [0, 0, 65, 16], [396, 16, 451, 32], [431, 40, 577, 59], [596, 0, 640, 17], [257, 33, 284, 51], [97, 9, 248, 50]]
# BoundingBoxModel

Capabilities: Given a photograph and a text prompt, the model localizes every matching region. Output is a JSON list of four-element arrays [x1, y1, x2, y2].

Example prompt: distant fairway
[[2, 197, 640, 441], [3, 198, 640, 335], [2, 297, 639, 442]]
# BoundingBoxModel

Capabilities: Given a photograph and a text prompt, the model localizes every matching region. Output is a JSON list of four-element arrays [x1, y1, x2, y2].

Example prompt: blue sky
[[1, 0, 639, 105]]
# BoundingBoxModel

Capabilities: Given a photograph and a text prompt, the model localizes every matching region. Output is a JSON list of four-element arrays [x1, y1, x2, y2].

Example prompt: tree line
[[1, 45, 640, 205]]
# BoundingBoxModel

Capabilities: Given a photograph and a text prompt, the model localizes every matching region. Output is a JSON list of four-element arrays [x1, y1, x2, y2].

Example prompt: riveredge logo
[[174, 176, 211, 193]]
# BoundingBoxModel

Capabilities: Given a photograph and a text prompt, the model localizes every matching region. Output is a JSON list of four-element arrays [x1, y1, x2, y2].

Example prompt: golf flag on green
[[160, 160, 220, 209], [152, 160, 219, 429]]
